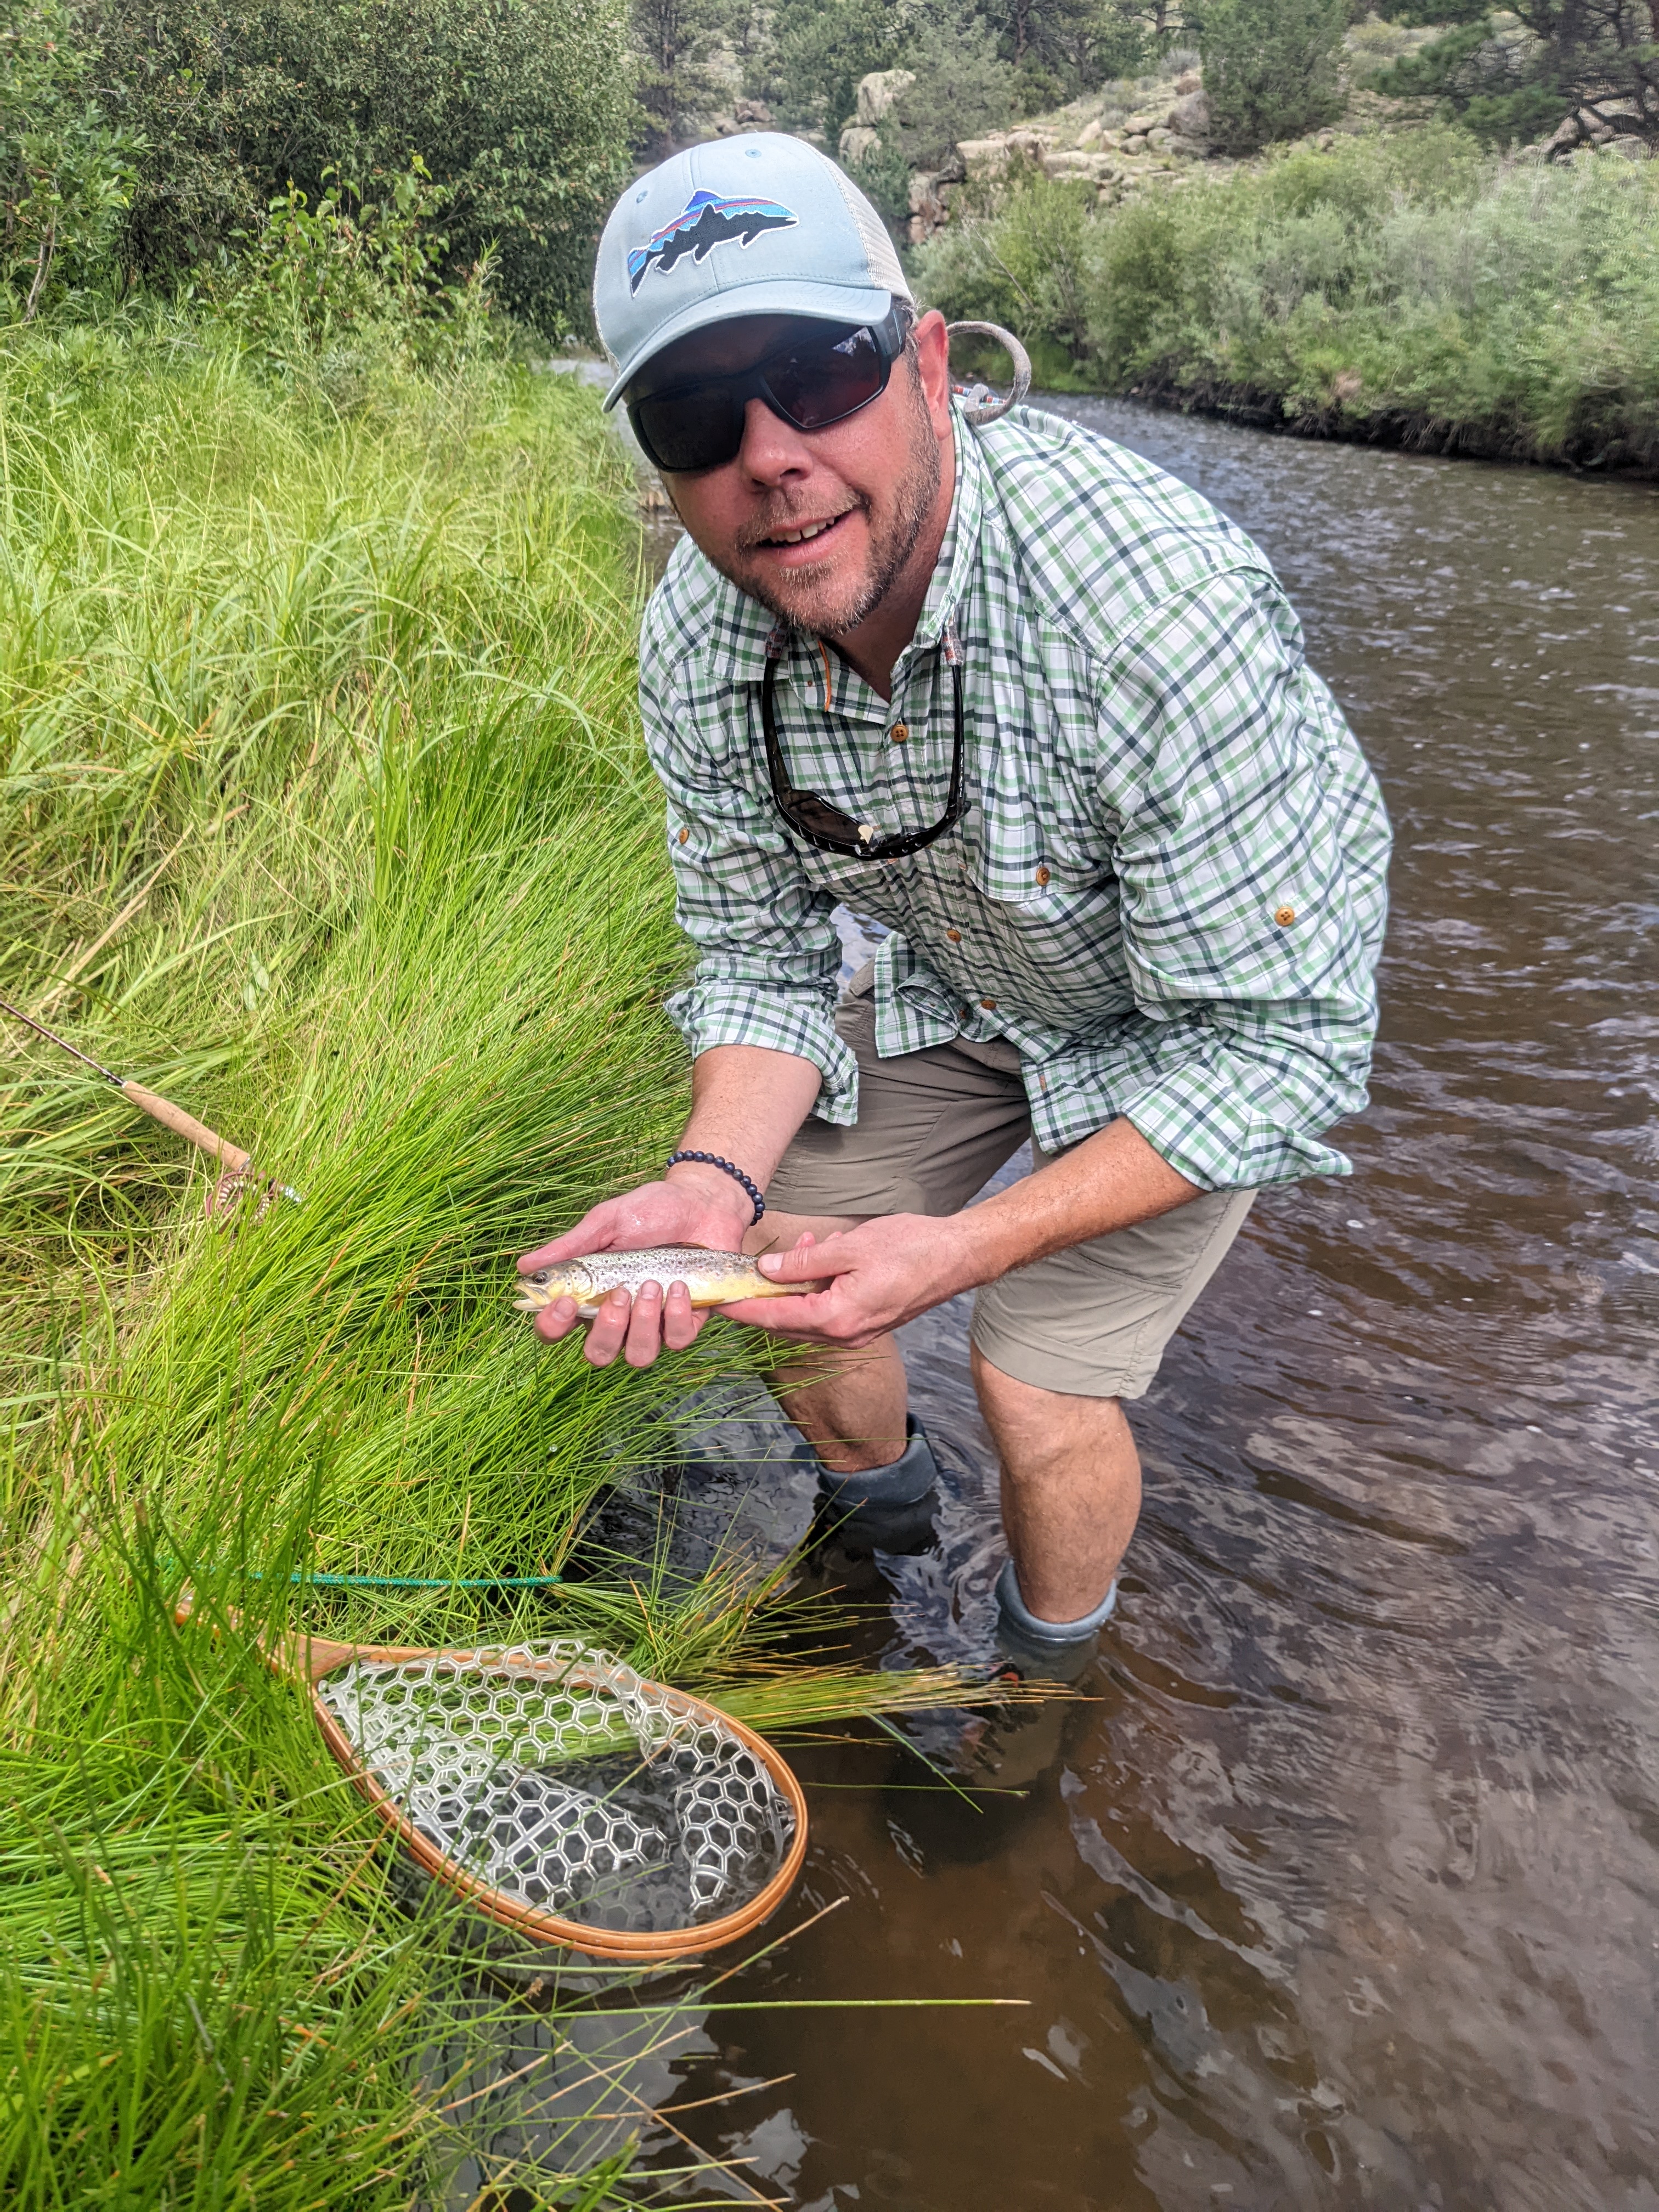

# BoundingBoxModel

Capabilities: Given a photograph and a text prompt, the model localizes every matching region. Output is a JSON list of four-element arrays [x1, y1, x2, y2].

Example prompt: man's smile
[[763, 517, 840, 546], [746, 505, 862, 562]]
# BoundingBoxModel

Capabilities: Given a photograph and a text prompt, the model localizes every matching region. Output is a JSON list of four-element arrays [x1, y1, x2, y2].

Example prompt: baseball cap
[[593, 133, 913, 410]]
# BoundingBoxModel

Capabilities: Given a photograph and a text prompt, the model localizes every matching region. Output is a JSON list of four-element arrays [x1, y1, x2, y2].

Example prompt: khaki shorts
[[764, 972, 1255, 1401]]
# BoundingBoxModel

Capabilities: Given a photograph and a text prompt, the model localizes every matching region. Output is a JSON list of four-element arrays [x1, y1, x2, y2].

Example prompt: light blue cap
[[593, 133, 912, 410]]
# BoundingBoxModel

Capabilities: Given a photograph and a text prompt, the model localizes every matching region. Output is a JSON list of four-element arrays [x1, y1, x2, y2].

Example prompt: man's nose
[[734, 393, 813, 482]]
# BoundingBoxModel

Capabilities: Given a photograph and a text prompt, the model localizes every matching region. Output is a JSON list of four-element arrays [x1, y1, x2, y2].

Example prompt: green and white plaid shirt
[[639, 403, 1390, 1189]]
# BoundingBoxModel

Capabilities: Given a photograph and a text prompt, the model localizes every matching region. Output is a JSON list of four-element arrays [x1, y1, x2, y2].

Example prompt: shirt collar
[[693, 404, 985, 691]]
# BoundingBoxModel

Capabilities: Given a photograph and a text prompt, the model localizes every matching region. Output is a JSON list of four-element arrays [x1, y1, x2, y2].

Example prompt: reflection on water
[[611, 403, 1659, 2210]]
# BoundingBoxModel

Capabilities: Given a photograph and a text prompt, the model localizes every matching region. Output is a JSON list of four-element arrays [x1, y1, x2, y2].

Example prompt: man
[[520, 134, 1390, 1660]]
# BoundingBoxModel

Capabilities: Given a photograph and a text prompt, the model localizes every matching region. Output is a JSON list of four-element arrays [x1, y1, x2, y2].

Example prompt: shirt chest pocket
[[966, 863, 1129, 1023]]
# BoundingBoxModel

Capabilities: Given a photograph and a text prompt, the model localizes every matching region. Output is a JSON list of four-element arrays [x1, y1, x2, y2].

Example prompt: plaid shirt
[[639, 404, 1390, 1189]]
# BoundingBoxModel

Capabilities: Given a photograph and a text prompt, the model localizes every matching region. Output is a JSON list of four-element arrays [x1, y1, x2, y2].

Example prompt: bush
[[912, 134, 1659, 469], [88, 0, 635, 337], [1196, 0, 1346, 154], [0, 0, 132, 319], [224, 158, 501, 393]]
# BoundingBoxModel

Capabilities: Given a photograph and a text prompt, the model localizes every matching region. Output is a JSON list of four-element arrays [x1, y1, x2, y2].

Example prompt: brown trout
[[513, 1246, 828, 1321]]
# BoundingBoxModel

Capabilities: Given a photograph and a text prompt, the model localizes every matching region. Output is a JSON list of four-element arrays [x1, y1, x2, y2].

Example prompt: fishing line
[[164, 1558, 562, 1592]]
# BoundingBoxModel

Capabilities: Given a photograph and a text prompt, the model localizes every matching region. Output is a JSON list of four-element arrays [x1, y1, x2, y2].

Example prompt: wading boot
[[994, 1558, 1118, 1683], [808, 1417, 942, 1568]]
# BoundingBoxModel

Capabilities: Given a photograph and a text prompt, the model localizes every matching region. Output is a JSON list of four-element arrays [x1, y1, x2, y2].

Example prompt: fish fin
[[575, 1302, 602, 1321]]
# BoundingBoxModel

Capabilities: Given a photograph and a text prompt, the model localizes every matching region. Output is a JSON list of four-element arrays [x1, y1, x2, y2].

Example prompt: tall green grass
[[0, 318, 999, 2209], [916, 132, 1659, 470]]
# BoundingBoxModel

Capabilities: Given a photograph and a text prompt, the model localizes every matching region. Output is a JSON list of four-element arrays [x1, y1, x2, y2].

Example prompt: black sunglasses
[[627, 308, 909, 475], [761, 621, 967, 860]]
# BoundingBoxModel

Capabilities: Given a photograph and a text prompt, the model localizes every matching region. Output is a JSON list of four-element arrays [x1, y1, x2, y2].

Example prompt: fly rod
[[1, 994, 300, 1212]]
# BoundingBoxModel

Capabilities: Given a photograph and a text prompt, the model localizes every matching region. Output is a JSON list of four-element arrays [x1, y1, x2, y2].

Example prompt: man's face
[[631, 309, 955, 638]]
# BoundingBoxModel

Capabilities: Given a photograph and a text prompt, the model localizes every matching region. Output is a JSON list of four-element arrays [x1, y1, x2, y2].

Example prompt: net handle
[[171, 1588, 811, 1963]]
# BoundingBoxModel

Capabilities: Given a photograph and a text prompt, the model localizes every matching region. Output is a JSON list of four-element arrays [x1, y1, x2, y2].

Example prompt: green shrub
[[223, 157, 499, 387], [1195, 0, 1346, 153], [913, 134, 1659, 468], [0, 0, 133, 319], [88, 0, 635, 337]]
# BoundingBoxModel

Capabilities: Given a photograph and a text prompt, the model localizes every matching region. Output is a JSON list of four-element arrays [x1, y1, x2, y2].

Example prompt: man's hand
[[516, 1167, 752, 1367], [720, 1215, 975, 1348]]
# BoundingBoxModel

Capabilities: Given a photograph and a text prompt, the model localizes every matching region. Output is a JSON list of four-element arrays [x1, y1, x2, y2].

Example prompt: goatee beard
[[720, 400, 943, 638]]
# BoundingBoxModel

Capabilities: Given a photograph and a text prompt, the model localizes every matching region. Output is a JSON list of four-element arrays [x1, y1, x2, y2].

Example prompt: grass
[[0, 313, 1011, 2210], [915, 129, 1659, 471]]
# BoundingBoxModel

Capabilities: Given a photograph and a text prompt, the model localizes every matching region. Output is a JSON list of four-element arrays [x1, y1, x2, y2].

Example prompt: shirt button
[[980, 997, 997, 1011], [890, 723, 909, 744], [946, 927, 962, 943], [1275, 904, 1296, 927], [1035, 865, 1050, 886], [677, 827, 689, 845]]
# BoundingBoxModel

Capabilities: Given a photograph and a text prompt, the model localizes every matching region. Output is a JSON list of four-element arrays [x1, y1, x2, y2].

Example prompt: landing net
[[315, 1639, 794, 1934]]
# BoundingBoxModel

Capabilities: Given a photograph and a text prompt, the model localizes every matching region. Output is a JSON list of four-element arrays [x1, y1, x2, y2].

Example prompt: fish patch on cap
[[627, 189, 798, 295]]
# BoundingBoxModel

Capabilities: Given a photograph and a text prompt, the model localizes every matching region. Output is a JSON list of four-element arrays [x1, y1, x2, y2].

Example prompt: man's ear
[[911, 309, 955, 440]]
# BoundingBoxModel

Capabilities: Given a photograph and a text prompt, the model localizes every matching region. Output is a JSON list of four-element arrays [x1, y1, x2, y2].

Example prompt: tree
[[1, 0, 132, 318], [1376, 0, 1657, 149], [1194, 0, 1345, 154], [753, 0, 913, 138], [87, 0, 637, 335], [632, 0, 729, 154]]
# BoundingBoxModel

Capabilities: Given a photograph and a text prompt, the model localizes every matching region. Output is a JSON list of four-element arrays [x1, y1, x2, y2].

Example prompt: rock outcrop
[[1542, 101, 1654, 159], [838, 68, 916, 166]]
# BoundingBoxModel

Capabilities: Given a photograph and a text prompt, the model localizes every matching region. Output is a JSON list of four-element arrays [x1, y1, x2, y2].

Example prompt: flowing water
[[470, 392, 1659, 2209]]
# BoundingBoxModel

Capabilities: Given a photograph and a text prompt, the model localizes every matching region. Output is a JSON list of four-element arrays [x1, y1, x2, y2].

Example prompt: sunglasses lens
[[629, 321, 894, 472], [769, 326, 887, 430], [630, 387, 744, 474]]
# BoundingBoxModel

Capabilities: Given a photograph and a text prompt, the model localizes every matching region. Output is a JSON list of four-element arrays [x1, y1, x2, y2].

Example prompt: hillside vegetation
[[916, 128, 1659, 468]]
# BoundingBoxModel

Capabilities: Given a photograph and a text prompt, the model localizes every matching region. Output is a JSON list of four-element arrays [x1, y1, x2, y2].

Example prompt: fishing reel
[[946, 320, 1032, 426]]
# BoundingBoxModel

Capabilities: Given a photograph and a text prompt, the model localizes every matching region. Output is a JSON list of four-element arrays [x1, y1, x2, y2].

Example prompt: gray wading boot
[[932, 1562, 1121, 1795], [994, 1559, 1118, 1685], [809, 1415, 941, 1558]]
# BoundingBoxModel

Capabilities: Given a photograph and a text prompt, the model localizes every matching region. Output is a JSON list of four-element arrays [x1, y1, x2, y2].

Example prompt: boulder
[[1174, 69, 1201, 96], [957, 127, 1051, 187], [1170, 89, 1209, 140], [1079, 116, 1104, 148], [1122, 133, 1149, 155], [1146, 125, 1174, 149], [855, 68, 915, 128], [1606, 133, 1652, 159], [838, 123, 881, 166], [1043, 148, 1113, 178]]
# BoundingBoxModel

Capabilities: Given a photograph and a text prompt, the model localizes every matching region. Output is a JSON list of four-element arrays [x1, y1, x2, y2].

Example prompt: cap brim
[[601, 280, 898, 410]]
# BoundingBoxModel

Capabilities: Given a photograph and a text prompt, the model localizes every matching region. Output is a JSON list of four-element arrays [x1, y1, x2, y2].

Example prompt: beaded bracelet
[[665, 1149, 766, 1225]]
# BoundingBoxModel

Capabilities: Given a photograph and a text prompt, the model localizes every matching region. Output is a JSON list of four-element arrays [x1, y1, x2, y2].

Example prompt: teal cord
[[286, 1570, 563, 1590], [165, 1558, 561, 1592]]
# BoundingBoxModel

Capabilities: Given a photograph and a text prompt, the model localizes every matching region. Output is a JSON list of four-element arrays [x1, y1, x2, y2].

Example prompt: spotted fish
[[513, 1246, 828, 1321]]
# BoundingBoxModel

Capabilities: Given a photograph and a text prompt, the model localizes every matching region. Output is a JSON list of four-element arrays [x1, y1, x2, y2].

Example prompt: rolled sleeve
[[1094, 573, 1389, 1188], [641, 653, 861, 1124]]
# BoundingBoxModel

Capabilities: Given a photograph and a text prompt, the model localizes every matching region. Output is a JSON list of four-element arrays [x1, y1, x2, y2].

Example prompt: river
[[503, 392, 1659, 2210]]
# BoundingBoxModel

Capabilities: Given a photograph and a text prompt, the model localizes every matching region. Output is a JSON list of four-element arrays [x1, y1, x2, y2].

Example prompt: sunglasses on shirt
[[626, 307, 910, 475], [760, 620, 967, 861]]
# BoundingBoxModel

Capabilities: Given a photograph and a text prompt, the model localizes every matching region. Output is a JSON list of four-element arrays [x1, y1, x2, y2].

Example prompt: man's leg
[[971, 1347, 1137, 1621], [747, 1207, 909, 1476]]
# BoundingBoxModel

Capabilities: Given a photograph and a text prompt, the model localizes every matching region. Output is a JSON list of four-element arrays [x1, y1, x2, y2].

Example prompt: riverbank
[[915, 129, 1659, 473], [0, 318, 983, 2209]]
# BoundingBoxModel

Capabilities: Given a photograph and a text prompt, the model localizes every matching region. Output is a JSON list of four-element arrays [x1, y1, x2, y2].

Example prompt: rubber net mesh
[[316, 1640, 793, 1934]]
